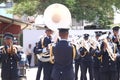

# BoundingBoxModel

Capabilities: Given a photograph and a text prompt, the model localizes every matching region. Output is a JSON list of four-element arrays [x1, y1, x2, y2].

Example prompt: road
[[26, 67, 41, 80], [0, 67, 90, 80]]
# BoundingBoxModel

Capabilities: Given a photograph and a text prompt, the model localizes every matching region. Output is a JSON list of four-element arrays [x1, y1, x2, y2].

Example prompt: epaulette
[[41, 37, 45, 48], [68, 42, 76, 59], [49, 43, 56, 64], [0, 46, 6, 54], [113, 43, 117, 54], [1, 45, 18, 54], [0, 46, 4, 49], [98, 55, 103, 62]]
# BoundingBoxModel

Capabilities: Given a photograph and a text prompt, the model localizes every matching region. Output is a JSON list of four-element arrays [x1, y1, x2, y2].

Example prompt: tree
[[1, 0, 120, 29], [6, 0, 39, 16]]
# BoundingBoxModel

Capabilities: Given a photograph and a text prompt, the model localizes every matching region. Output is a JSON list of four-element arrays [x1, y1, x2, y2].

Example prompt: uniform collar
[[60, 39, 68, 41]]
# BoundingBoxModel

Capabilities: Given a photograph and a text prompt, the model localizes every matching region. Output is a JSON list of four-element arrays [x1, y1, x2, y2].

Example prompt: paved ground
[[0, 67, 90, 80], [26, 67, 42, 80]]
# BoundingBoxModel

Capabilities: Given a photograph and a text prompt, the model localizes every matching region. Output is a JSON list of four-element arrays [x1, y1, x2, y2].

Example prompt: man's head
[[112, 26, 120, 35], [95, 31, 102, 40], [83, 34, 89, 40], [45, 28, 53, 37], [58, 28, 69, 39], [3, 32, 14, 45], [95, 31, 102, 37]]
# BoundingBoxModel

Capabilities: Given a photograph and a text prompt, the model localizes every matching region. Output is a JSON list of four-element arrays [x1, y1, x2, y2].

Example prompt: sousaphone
[[44, 3, 72, 31], [37, 3, 72, 62]]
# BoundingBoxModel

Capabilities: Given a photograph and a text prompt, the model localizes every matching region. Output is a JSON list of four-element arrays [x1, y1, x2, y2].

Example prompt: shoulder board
[[68, 41, 73, 46], [69, 42, 76, 48], [41, 37, 45, 48], [0, 46, 6, 53], [0, 46, 4, 50], [70, 43, 76, 59], [49, 43, 56, 47], [13, 45, 22, 50]]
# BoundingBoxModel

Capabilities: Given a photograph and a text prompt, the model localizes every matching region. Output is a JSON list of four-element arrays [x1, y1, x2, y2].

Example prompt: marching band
[[1, 3, 120, 80], [33, 26, 120, 80]]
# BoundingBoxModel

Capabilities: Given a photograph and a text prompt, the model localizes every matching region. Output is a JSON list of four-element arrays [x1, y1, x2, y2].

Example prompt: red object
[[0, 22, 21, 34]]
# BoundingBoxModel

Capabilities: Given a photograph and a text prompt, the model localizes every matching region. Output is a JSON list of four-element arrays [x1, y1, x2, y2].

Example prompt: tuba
[[37, 3, 72, 62], [43, 3, 72, 31]]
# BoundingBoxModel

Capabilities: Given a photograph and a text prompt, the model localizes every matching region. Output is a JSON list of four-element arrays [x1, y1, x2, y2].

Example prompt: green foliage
[[7, 0, 39, 16], [2, 0, 120, 29], [20, 33, 23, 46], [70, 0, 115, 28]]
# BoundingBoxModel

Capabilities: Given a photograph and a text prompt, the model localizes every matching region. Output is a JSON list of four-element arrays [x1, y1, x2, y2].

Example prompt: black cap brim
[[112, 26, 120, 31], [3, 33, 14, 40], [58, 28, 69, 33]]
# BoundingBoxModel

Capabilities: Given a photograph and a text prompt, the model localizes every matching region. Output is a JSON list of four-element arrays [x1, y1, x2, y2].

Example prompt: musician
[[112, 26, 120, 80], [93, 31, 102, 80], [35, 28, 53, 80], [43, 28, 53, 80], [0, 33, 21, 80], [74, 37, 83, 80], [35, 35, 46, 80], [74, 51, 82, 80], [79, 33, 94, 80], [51, 28, 76, 80], [99, 36, 118, 80], [35, 37, 43, 80]]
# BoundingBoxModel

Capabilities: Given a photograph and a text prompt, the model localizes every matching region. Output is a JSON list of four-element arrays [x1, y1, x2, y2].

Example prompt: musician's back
[[53, 40, 73, 67]]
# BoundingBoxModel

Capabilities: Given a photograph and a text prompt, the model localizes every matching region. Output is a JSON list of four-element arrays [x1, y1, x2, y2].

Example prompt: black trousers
[[36, 61, 43, 80], [117, 62, 120, 80], [52, 67, 75, 80], [100, 71, 117, 80], [80, 60, 94, 80], [93, 68, 100, 80], [43, 62, 53, 80], [2, 78, 18, 80], [27, 55, 32, 66], [75, 61, 82, 80]]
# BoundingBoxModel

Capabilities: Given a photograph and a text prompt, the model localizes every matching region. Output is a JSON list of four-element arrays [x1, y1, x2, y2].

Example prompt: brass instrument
[[36, 35, 55, 62], [0, 43, 17, 54], [7, 42, 17, 54], [80, 39, 89, 57], [80, 39, 96, 57], [103, 38, 116, 61], [44, 3, 72, 31], [36, 3, 72, 63], [36, 47, 54, 62]]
